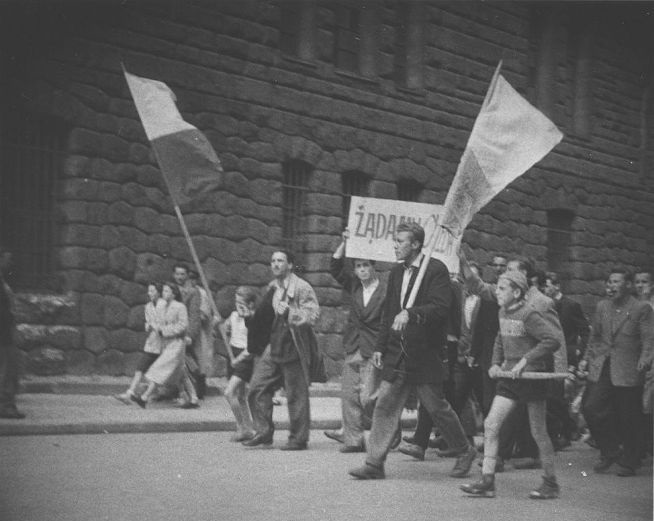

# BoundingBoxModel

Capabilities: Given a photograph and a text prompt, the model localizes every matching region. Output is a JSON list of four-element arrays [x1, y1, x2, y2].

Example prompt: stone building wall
[[2, 1, 652, 377]]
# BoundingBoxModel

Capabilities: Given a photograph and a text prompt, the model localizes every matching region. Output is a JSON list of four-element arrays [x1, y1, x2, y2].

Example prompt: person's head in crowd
[[235, 286, 258, 318], [173, 263, 190, 287], [507, 256, 536, 283], [605, 267, 633, 304], [270, 250, 294, 281], [489, 254, 508, 280], [188, 270, 200, 287], [353, 258, 377, 283], [162, 281, 182, 302], [496, 271, 529, 310], [468, 260, 481, 279], [394, 221, 424, 264], [147, 282, 163, 303], [544, 272, 563, 300], [531, 270, 547, 294], [634, 267, 653, 301]]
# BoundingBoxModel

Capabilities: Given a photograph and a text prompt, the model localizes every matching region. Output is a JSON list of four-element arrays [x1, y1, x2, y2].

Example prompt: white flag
[[441, 64, 563, 237]]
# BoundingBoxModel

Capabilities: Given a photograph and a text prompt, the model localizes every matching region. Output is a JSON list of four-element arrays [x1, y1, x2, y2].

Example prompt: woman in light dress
[[114, 282, 165, 404], [132, 281, 198, 408]]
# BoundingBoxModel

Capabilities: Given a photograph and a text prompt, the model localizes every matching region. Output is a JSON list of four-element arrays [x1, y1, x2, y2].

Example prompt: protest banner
[[124, 67, 233, 362], [345, 196, 460, 273]]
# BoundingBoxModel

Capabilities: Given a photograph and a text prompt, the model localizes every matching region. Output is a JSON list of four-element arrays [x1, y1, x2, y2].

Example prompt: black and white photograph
[[0, 1, 652, 520]]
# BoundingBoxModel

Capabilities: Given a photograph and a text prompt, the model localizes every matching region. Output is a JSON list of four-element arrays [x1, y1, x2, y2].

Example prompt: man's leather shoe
[[130, 394, 146, 409], [0, 405, 25, 419], [242, 433, 273, 447], [280, 442, 307, 451], [390, 427, 402, 449], [512, 457, 542, 470], [340, 444, 365, 453], [324, 430, 344, 444], [616, 464, 636, 477], [398, 442, 425, 461], [450, 445, 477, 478], [349, 462, 385, 479], [593, 453, 619, 473]]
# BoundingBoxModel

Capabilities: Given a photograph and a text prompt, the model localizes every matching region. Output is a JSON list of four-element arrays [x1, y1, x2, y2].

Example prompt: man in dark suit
[[0, 243, 24, 419], [582, 267, 654, 476], [349, 222, 476, 480], [324, 231, 387, 452], [544, 271, 590, 446]]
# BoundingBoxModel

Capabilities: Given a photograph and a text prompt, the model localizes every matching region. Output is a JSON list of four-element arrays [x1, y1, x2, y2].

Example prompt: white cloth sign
[[345, 196, 460, 274]]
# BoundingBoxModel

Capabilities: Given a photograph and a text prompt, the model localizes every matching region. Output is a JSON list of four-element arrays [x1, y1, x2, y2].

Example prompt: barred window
[[279, 1, 316, 61], [341, 171, 369, 225], [279, 1, 301, 56], [334, 5, 360, 73], [397, 179, 422, 202], [281, 159, 311, 259], [0, 109, 68, 290], [547, 209, 574, 275]]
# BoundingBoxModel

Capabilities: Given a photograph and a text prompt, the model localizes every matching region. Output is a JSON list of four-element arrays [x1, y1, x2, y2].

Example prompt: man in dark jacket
[[349, 222, 476, 479], [325, 231, 386, 452], [0, 244, 24, 419]]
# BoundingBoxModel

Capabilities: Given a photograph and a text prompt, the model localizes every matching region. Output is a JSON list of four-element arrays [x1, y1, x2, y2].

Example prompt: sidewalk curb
[[0, 417, 417, 437]]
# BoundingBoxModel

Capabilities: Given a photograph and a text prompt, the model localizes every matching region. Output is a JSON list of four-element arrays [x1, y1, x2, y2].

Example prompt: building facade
[[1, 1, 652, 377]]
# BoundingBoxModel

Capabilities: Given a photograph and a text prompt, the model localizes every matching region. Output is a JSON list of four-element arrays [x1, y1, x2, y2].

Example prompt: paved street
[[1, 430, 651, 521]]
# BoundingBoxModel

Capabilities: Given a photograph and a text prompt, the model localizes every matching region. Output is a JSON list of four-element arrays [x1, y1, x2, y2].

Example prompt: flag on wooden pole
[[440, 62, 563, 238], [123, 69, 223, 205]]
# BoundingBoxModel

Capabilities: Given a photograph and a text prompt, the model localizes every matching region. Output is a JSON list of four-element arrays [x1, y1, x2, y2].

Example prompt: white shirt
[[464, 294, 479, 329], [400, 254, 423, 307], [228, 311, 248, 349], [362, 279, 379, 307]]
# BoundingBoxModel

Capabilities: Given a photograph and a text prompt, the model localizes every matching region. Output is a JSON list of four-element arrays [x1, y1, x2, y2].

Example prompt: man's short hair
[[273, 249, 295, 266], [188, 270, 199, 280], [396, 221, 425, 248], [354, 258, 376, 266], [510, 256, 535, 280], [163, 281, 183, 301], [173, 262, 190, 274], [635, 266, 654, 278], [608, 266, 633, 283], [235, 285, 259, 305], [545, 271, 560, 286]]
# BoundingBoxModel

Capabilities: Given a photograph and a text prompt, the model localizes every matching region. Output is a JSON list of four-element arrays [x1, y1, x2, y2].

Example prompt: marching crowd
[[0, 223, 652, 499]]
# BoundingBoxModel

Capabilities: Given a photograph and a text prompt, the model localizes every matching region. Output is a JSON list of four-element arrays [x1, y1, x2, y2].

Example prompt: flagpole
[[122, 65, 234, 363], [172, 204, 236, 364], [403, 62, 503, 310]]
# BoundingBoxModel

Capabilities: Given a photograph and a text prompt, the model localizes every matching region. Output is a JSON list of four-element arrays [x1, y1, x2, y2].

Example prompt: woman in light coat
[[133, 282, 198, 408]]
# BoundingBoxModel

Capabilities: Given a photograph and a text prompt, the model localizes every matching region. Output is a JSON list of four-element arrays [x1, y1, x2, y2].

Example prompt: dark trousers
[[0, 341, 20, 408], [248, 347, 310, 445], [367, 372, 468, 467], [413, 361, 485, 448], [582, 359, 645, 469]]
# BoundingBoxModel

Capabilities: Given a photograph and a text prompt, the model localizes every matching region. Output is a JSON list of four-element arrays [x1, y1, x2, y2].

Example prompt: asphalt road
[[1, 431, 651, 521]]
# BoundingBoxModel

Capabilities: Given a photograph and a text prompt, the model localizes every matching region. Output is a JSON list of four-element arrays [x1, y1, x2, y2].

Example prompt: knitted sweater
[[492, 300, 560, 372]]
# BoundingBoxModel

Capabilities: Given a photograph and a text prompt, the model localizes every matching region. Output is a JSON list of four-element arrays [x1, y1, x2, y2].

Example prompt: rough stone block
[[27, 347, 67, 375], [103, 296, 130, 328], [127, 305, 146, 330], [107, 201, 135, 225], [134, 253, 169, 284], [95, 349, 126, 376], [108, 246, 137, 278], [108, 329, 144, 354], [66, 349, 96, 375], [13, 292, 78, 324], [60, 202, 88, 222], [121, 282, 147, 307], [84, 327, 109, 355], [15, 324, 81, 351], [80, 293, 106, 325], [318, 333, 345, 361]]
